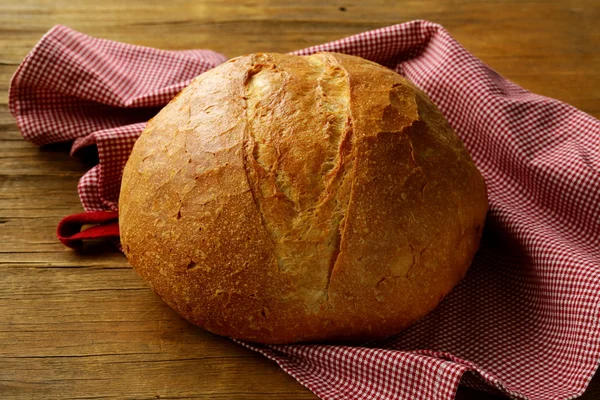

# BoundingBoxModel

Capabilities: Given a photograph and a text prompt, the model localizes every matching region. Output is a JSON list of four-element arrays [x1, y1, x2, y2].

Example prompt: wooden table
[[1, 1, 598, 399]]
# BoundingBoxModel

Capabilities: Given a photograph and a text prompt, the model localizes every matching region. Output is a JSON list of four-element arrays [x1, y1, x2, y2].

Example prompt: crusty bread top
[[120, 52, 488, 344]]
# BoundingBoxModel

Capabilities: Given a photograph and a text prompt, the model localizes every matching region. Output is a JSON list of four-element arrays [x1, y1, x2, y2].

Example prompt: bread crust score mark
[[241, 53, 356, 309]]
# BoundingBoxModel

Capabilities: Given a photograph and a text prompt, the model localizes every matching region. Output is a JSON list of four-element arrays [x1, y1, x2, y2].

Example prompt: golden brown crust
[[119, 52, 488, 344]]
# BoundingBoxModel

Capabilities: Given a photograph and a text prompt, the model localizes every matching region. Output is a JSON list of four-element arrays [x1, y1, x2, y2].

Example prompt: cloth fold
[[9, 20, 600, 400]]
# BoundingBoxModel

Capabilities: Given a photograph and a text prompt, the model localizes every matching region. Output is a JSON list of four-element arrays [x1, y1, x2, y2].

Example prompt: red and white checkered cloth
[[9, 20, 600, 400]]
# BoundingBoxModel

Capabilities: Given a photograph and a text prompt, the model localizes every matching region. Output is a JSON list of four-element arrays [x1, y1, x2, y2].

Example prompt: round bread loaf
[[120, 52, 488, 344]]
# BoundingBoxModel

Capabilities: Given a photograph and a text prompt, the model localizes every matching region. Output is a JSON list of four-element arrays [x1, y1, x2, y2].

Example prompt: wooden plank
[[0, 251, 127, 267], [0, 265, 315, 398], [1, 356, 315, 399], [0, 2, 598, 115]]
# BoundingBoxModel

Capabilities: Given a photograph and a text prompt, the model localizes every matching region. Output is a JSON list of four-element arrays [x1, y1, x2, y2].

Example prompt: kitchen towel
[[9, 20, 600, 400]]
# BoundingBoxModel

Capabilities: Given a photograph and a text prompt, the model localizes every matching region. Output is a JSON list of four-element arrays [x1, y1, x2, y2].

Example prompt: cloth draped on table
[[9, 20, 600, 400]]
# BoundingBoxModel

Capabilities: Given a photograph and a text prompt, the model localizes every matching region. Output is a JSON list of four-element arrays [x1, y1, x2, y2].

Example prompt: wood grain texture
[[0, 0, 598, 399]]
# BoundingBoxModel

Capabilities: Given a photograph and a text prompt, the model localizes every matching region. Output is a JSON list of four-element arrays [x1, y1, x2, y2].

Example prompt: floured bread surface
[[119, 52, 488, 344]]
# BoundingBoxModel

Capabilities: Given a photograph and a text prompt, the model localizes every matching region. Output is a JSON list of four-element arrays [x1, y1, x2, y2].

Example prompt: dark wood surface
[[1, 1, 598, 399]]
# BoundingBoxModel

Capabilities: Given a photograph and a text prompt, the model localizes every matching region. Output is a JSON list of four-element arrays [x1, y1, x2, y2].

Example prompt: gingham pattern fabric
[[9, 21, 600, 400], [9, 25, 226, 211]]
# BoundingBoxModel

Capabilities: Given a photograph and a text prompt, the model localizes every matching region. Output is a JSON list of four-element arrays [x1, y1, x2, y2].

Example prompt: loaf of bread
[[119, 52, 488, 344]]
